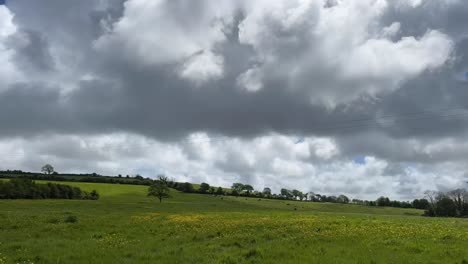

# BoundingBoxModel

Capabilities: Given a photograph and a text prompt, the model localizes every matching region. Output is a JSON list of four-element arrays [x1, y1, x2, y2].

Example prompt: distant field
[[0, 181, 467, 263]]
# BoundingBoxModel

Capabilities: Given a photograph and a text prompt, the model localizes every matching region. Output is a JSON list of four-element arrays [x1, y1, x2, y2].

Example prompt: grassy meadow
[[0, 181, 467, 264]]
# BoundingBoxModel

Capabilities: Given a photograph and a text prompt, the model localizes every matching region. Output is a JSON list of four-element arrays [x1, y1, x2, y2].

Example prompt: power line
[[184, 107, 468, 143], [2, 107, 468, 150]]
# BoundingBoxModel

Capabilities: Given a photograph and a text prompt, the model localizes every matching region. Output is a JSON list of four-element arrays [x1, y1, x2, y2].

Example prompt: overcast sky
[[1, 0, 468, 200]]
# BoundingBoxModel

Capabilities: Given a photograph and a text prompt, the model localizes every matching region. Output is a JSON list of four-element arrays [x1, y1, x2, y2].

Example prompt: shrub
[[0, 178, 99, 200], [89, 190, 100, 200]]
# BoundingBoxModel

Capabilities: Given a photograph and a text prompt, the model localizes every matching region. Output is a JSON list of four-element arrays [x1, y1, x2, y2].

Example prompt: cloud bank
[[1, 0, 468, 199]]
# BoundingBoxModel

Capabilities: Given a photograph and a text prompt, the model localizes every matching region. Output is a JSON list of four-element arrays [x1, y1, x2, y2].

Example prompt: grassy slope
[[0, 181, 467, 264]]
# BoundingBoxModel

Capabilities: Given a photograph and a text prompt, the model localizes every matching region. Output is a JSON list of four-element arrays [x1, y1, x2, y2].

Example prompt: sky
[[0, 0, 467, 200]]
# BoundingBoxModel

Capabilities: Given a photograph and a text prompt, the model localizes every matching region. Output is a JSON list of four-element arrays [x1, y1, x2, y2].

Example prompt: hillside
[[0, 181, 467, 263]]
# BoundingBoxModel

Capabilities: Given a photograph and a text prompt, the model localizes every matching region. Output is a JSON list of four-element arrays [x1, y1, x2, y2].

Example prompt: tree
[[148, 181, 171, 203], [412, 198, 430, 210], [307, 192, 317, 201], [424, 190, 441, 212], [244, 184, 254, 195], [314, 194, 322, 202], [376, 196, 390, 207], [327, 195, 338, 203], [216, 186, 224, 195], [262, 187, 272, 196], [281, 188, 293, 199], [199, 182, 210, 194], [157, 175, 169, 184], [292, 190, 303, 200], [447, 189, 467, 215], [337, 195, 350, 204], [435, 196, 457, 217], [41, 164, 55, 175], [231, 183, 245, 194], [180, 182, 194, 193]]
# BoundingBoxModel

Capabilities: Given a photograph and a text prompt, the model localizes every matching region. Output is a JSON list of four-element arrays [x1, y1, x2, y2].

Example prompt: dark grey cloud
[[0, 0, 466, 145], [6, 30, 55, 72]]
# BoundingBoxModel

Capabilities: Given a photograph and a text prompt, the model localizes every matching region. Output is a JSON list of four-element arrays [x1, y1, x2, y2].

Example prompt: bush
[[0, 178, 99, 200], [91, 190, 99, 200]]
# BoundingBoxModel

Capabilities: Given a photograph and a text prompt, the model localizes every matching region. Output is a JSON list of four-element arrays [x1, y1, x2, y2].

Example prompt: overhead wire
[[183, 107, 468, 144]]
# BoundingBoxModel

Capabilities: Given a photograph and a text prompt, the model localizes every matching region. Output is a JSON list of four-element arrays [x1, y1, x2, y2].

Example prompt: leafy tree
[[262, 187, 272, 196], [231, 183, 245, 194], [216, 187, 224, 195], [314, 194, 322, 202], [307, 192, 317, 202], [423, 189, 468, 217], [41, 164, 55, 175], [281, 188, 293, 199], [199, 182, 210, 194], [244, 184, 254, 195], [327, 196, 338, 203], [148, 181, 171, 203], [292, 190, 303, 200], [376, 196, 390, 207], [435, 196, 457, 217], [180, 182, 194, 193], [157, 175, 169, 185], [337, 195, 350, 204], [412, 198, 430, 210]]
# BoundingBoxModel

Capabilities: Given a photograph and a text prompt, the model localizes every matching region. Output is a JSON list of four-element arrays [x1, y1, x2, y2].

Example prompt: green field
[[0, 181, 467, 264]]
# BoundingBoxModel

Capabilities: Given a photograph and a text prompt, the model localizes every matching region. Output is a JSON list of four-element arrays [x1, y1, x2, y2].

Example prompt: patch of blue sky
[[294, 138, 305, 144], [353, 155, 366, 165]]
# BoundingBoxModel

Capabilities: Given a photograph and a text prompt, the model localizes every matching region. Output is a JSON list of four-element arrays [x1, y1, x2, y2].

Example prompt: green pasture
[[0, 181, 467, 263]]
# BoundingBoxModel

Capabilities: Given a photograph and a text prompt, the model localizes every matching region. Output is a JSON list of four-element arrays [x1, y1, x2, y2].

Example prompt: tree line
[[160, 180, 468, 218], [0, 178, 99, 200], [5, 166, 467, 217], [0, 173, 155, 186], [423, 189, 468, 217], [170, 181, 354, 204]]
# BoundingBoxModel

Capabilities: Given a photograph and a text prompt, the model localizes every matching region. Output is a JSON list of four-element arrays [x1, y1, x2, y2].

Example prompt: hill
[[0, 181, 467, 263]]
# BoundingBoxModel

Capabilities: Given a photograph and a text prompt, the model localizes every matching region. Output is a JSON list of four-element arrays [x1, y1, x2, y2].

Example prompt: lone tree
[[41, 164, 55, 175], [148, 176, 171, 203]]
